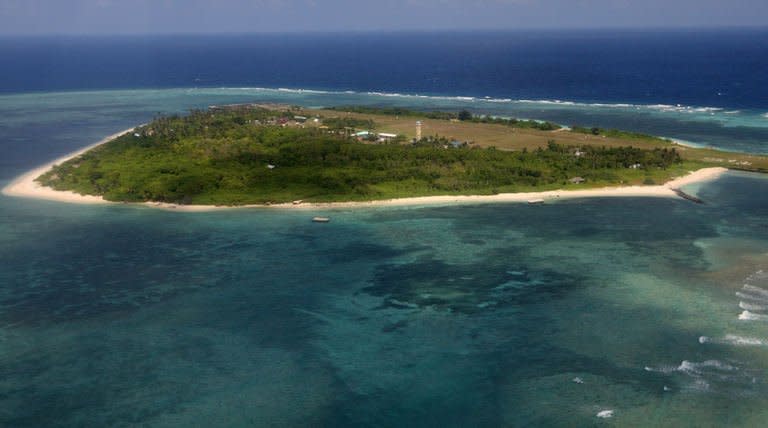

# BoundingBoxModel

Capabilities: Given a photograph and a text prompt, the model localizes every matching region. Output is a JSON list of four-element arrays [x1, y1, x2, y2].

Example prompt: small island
[[7, 103, 764, 209]]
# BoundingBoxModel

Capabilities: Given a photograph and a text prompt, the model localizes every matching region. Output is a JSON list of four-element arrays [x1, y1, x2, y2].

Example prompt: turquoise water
[[2, 90, 768, 426]]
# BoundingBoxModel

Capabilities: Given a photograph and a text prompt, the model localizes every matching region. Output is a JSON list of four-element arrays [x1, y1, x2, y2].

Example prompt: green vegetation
[[38, 107, 696, 205], [465, 114, 560, 131], [570, 126, 672, 143], [321, 117, 375, 130], [329, 105, 459, 120], [332, 105, 560, 130]]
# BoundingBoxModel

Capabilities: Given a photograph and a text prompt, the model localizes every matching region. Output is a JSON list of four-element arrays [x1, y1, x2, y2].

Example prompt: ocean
[[1, 30, 768, 426]]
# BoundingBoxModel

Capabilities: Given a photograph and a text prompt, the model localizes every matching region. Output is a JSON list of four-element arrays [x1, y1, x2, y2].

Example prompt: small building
[[293, 115, 307, 122], [378, 132, 398, 142], [569, 177, 586, 184], [629, 163, 642, 169], [355, 131, 372, 137]]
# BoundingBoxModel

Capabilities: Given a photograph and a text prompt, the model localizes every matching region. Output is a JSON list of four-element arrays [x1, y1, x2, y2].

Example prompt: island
[[6, 103, 761, 210]]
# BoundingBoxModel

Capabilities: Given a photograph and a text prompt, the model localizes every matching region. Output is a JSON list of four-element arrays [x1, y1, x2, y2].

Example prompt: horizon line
[[1, 25, 767, 38]]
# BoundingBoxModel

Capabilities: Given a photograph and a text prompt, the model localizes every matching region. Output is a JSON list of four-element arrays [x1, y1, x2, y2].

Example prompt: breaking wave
[[204, 86, 748, 116], [645, 359, 737, 375], [739, 310, 768, 321], [735, 291, 768, 302], [699, 335, 768, 347], [743, 284, 768, 297], [735, 283, 768, 303], [739, 301, 768, 311]]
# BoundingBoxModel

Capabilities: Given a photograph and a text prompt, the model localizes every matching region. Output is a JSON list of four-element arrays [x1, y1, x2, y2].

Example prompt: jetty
[[671, 188, 704, 204]]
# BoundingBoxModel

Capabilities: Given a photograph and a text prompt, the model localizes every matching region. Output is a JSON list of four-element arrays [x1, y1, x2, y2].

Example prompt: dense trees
[[570, 126, 672, 142], [332, 105, 561, 130]]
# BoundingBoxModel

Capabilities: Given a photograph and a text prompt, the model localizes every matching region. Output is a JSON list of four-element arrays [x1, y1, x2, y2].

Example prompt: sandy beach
[[2, 128, 728, 212], [1, 128, 138, 205]]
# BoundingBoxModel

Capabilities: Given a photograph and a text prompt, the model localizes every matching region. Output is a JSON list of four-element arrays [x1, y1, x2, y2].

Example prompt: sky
[[0, 0, 767, 35]]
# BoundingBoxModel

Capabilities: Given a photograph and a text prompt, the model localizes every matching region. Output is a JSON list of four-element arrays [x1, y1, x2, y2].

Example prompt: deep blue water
[[2, 29, 768, 109]]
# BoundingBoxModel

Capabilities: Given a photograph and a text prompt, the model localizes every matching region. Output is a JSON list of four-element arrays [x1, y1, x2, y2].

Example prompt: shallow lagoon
[[2, 90, 768, 426]]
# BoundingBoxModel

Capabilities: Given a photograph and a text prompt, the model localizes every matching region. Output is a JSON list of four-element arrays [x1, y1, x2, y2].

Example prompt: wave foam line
[[645, 359, 737, 375], [205, 86, 745, 115], [700, 335, 768, 346], [739, 310, 768, 321], [735, 291, 768, 303], [740, 301, 768, 311], [746, 269, 768, 282], [743, 284, 768, 297]]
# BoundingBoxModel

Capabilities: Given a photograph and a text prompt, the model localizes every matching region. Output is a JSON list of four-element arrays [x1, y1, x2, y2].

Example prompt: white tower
[[416, 121, 422, 141]]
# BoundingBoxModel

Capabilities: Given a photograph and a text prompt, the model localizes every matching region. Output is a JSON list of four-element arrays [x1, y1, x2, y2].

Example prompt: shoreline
[[1, 127, 139, 205], [2, 128, 729, 212]]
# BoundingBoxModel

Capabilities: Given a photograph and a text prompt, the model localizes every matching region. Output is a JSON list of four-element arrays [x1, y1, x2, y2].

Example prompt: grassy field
[[307, 107, 768, 172]]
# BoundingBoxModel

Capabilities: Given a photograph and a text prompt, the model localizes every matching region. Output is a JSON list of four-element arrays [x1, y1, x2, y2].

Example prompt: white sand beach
[[1, 128, 138, 205], [2, 128, 728, 212]]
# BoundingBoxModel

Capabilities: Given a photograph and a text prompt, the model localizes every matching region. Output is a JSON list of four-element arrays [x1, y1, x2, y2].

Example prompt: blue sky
[[1, 0, 767, 34]]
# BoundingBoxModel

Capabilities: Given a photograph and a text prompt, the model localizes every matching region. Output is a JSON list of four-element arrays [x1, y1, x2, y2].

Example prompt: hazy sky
[[1, 0, 767, 34]]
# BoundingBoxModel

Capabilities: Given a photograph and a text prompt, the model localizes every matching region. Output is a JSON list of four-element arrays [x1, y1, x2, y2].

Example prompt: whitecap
[[388, 299, 419, 309], [739, 301, 768, 311], [746, 270, 768, 282], [700, 334, 768, 346], [596, 410, 614, 418], [739, 310, 768, 321], [476, 301, 497, 308], [735, 291, 768, 303], [644, 365, 677, 374], [647, 360, 737, 375], [688, 378, 711, 392], [743, 284, 768, 297], [276, 87, 329, 94], [692, 107, 724, 113], [725, 334, 768, 346]]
